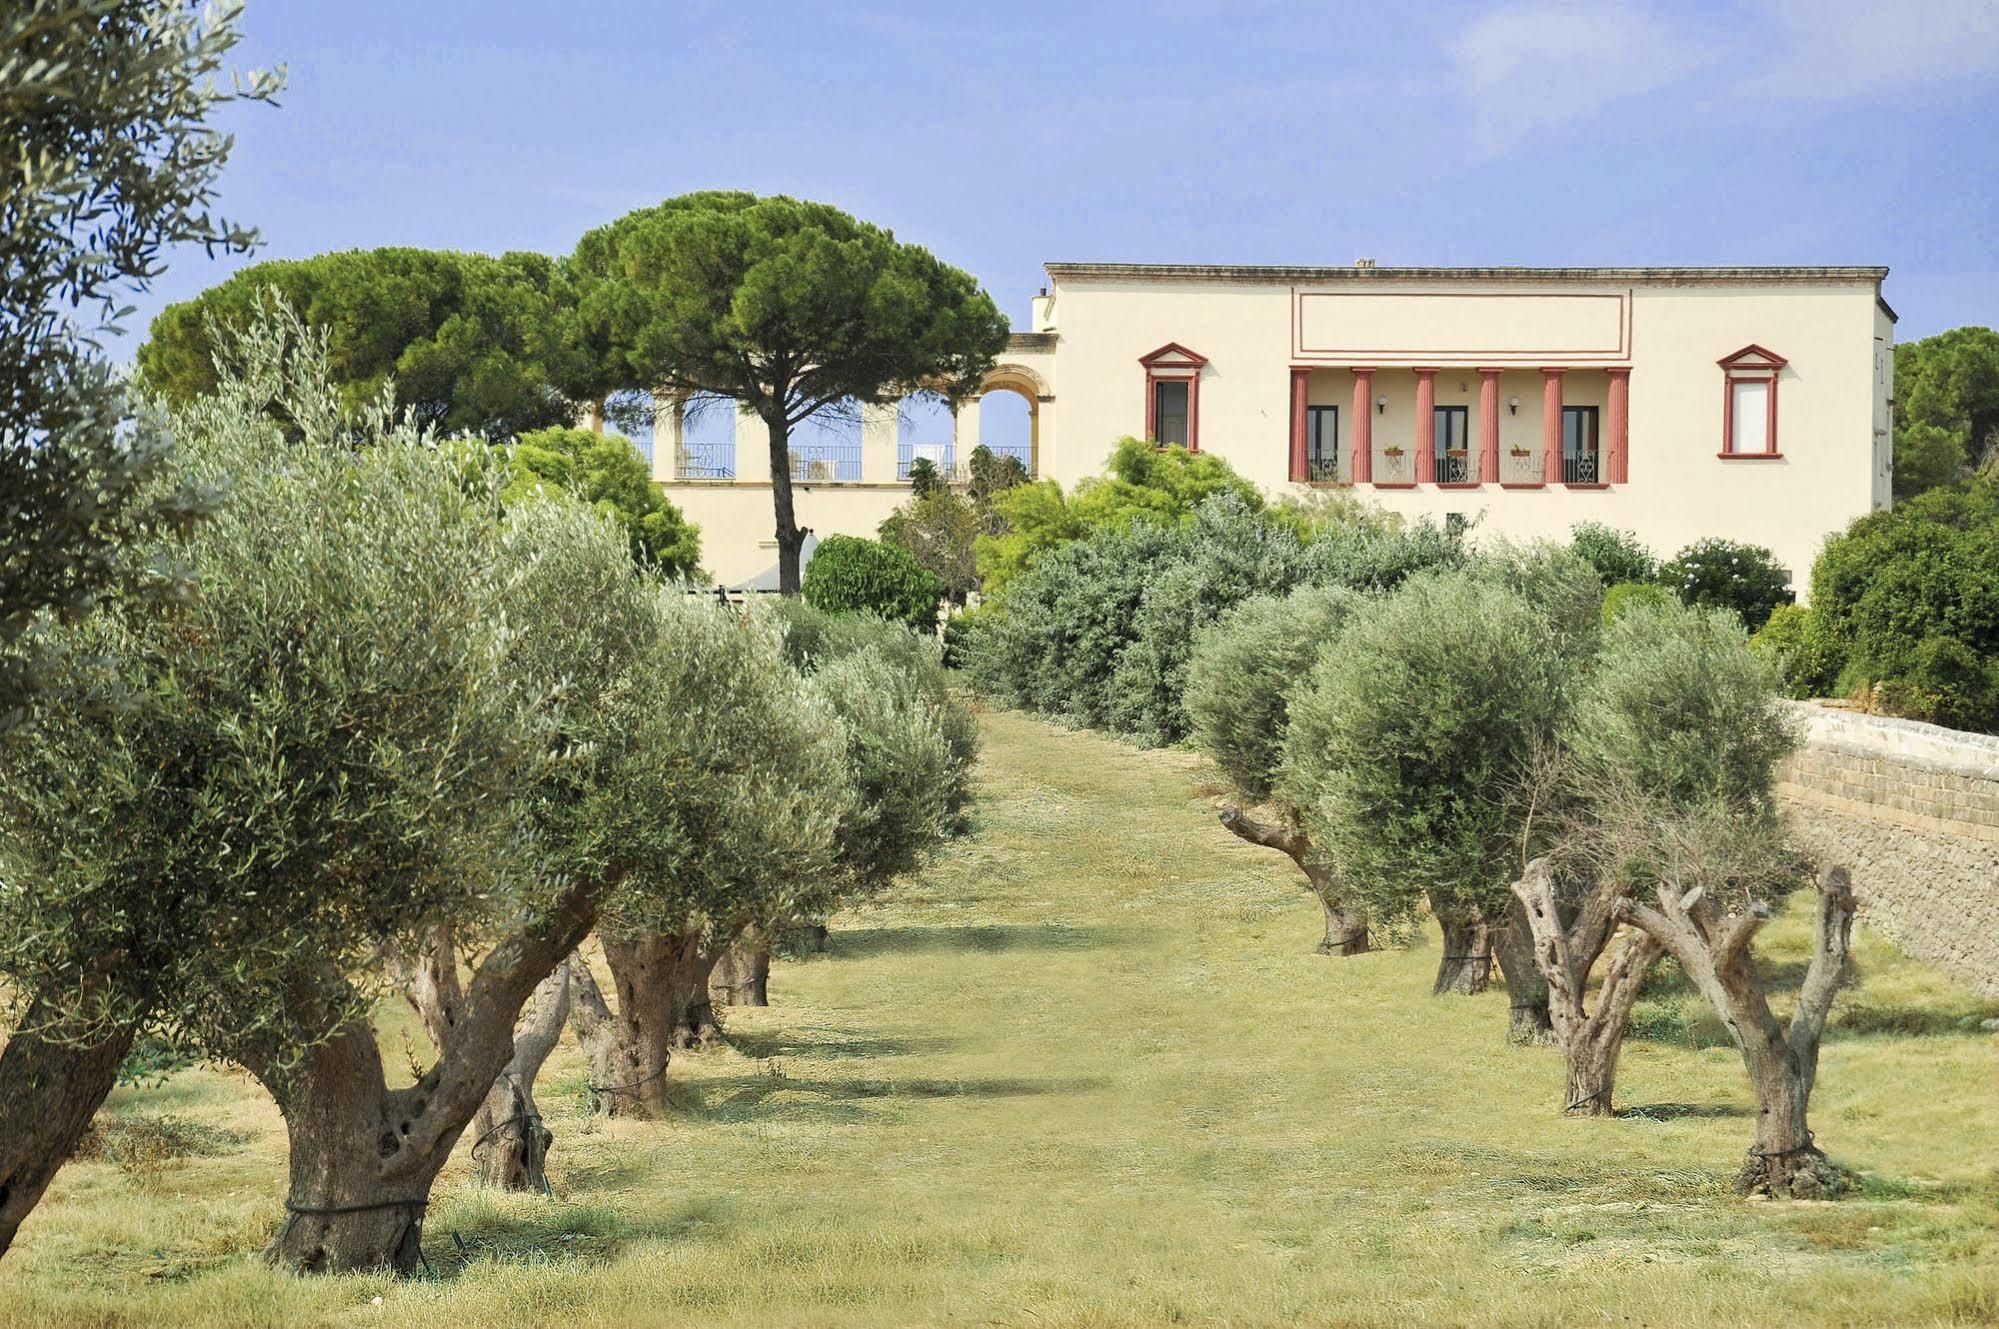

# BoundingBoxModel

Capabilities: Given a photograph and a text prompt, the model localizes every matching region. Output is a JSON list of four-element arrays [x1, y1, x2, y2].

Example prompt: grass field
[[3, 707, 1996, 1328]]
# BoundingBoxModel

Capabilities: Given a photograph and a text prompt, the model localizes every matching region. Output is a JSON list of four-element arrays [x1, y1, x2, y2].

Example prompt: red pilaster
[[1289, 368, 1311, 483], [1541, 368, 1566, 486], [1477, 368, 1502, 485], [1351, 368, 1375, 485], [1413, 368, 1437, 485], [1607, 367, 1630, 484]]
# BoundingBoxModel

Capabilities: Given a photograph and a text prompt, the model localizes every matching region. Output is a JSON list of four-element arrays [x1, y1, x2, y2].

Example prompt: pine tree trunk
[[766, 413, 807, 595], [1433, 912, 1493, 995], [713, 926, 771, 1007], [1493, 897, 1554, 1044], [0, 1000, 140, 1261]]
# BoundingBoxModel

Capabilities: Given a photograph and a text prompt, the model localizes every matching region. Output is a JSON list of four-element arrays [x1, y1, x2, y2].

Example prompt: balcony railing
[[1436, 450, 1475, 484], [1305, 454, 1342, 484], [1564, 450, 1600, 485], [898, 439, 1035, 483], [789, 437, 862, 483], [1501, 448, 1541, 485], [674, 442, 736, 480]]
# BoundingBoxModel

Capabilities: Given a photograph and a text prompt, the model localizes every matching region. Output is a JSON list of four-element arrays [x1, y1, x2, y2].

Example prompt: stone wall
[[1777, 702, 1999, 996]]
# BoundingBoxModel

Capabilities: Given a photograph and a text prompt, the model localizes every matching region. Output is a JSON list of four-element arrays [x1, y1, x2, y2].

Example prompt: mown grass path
[[4, 709, 1996, 1327]]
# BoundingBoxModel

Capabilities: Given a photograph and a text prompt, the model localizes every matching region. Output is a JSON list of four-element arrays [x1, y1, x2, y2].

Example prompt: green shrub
[[1602, 580, 1673, 624], [1659, 537, 1794, 631], [1568, 521, 1656, 587], [1810, 473, 1999, 731], [1750, 603, 1845, 698], [802, 535, 944, 631]]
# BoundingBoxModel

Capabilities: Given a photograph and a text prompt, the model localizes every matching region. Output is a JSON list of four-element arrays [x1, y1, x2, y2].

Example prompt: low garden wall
[[1777, 702, 1999, 996]]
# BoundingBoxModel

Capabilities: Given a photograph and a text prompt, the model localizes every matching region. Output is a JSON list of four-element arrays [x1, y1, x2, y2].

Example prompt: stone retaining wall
[[1777, 702, 1999, 996]]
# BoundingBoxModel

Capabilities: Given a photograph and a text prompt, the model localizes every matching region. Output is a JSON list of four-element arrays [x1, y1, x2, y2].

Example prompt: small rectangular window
[[1153, 380, 1190, 447], [1307, 405, 1339, 481], [1730, 379, 1770, 454]]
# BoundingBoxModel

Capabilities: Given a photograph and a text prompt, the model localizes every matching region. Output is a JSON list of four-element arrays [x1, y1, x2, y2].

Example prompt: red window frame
[[1139, 342, 1208, 452], [1718, 344, 1787, 459]]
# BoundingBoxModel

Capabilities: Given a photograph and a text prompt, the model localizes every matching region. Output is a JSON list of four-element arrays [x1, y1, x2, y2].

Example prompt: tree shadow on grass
[[1618, 1101, 1753, 1121], [725, 1029, 968, 1061], [671, 1068, 1111, 1126], [828, 922, 1151, 959], [426, 1195, 733, 1276]]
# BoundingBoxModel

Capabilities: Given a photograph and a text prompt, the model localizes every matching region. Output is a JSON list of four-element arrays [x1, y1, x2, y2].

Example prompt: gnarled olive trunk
[[239, 878, 603, 1273], [469, 963, 571, 1193], [1617, 867, 1856, 1198], [391, 930, 572, 1194], [1492, 897, 1554, 1044], [1432, 910, 1493, 996], [1218, 808, 1371, 957], [0, 999, 141, 1261], [1512, 859, 1660, 1116], [567, 927, 718, 1118], [713, 925, 771, 1007]]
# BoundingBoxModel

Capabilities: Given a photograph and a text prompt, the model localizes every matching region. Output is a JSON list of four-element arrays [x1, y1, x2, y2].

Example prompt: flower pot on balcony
[[1508, 447, 1533, 458], [1382, 447, 1405, 458]]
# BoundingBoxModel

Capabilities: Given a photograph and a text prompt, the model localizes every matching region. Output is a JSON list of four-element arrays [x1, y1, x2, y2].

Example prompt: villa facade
[[650, 263, 1895, 590]]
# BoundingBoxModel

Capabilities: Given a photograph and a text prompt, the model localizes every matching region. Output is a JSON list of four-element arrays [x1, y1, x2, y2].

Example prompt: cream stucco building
[[651, 262, 1895, 591]]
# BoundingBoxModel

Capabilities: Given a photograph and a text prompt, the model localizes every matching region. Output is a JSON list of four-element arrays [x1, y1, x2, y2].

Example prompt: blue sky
[[131, 0, 1998, 360]]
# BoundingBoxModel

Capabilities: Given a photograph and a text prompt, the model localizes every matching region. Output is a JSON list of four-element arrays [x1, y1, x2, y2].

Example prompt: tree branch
[[1790, 865, 1856, 1058]]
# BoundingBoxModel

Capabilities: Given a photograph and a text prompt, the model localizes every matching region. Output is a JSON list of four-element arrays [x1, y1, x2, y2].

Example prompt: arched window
[[1719, 345, 1787, 458]]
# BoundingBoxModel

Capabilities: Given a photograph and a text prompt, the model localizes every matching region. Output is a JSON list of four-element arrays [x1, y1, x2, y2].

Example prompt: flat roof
[[1044, 262, 1888, 284]]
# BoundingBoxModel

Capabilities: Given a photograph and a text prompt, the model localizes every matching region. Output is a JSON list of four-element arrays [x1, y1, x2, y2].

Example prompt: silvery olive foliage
[[592, 602, 849, 947], [1279, 570, 1570, 934], [2, 0, 281, 734], [1185, 584, 1368, 807], [0, 307, 562, 1059]]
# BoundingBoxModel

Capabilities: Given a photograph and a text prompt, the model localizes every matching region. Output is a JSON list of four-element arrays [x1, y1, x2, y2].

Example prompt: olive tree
[[1280, 570, 1569, 1026], [1511, 600, 1799, 1116], [2, 0, 278, 735], [569, 192, 1011, 593], [1186, 585, 1374, 955], [715, 611, 978, 1005], [0, 311, 655, 1270]]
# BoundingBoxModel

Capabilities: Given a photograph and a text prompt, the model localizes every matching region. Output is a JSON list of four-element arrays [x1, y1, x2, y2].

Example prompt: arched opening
[[678, 393, 738, 479], [897, 392, 956, 481], [967, 363, 1049, 478]]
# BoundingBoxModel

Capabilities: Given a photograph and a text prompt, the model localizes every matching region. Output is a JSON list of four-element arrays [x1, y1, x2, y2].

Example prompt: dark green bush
[[1750, 603, 1845, 698], [1810, 473, 1999, 731], [801, 535, 944, 631], [1659, 537, 1794, 631], [1568, 521, 1656, 587]]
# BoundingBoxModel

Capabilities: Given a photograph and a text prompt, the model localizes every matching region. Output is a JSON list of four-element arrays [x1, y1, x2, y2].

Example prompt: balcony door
[[1563, 406, 1600, 484], [1433, 405, 1470, 483]]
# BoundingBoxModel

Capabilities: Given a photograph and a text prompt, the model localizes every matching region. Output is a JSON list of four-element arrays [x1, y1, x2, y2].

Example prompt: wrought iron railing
[[1501, 448, 1541, 485], [674, 442, 735, 480], [788, 437, 862, 483], [1436, 450, 1475, 484], [1374, 447, 1413, 484], [1305, 455, 1342, 484], [1564, 451, 1600, 485]]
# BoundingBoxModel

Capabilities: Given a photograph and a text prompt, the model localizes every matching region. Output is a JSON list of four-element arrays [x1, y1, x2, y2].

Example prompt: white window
[[1729, 379, 1769, 454]]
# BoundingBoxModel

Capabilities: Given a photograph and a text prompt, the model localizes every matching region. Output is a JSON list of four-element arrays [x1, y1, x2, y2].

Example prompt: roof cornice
[[1043, 262, 1889, 286]]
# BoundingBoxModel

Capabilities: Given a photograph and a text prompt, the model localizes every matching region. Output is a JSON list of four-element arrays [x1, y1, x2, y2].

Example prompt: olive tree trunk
[[1218, 808, 1371, 956], [236, 877, 603, 1274], [1492, 896, 1555, 1044], [565, 928, 719, 1118], [1511, 859, 1661, 1115], [713, 925, 771, 1007], [1432, 907, 1493, 996], [1616, 866, 1857, 1198], [390, 928, 574, 1193], [468, 962, 571, 1194], [0, 999, 141, 1261]]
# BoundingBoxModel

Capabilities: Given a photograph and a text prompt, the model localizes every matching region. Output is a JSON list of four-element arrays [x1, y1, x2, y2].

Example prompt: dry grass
[[2, 707, 1994, 1327]]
